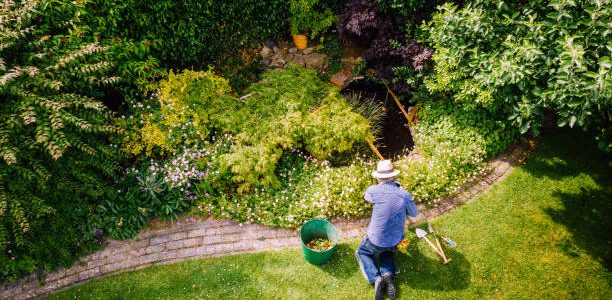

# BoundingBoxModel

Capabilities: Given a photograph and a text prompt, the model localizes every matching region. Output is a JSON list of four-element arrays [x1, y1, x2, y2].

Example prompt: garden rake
[[415, 228, 451, 264], [428, 223, 450, 264]]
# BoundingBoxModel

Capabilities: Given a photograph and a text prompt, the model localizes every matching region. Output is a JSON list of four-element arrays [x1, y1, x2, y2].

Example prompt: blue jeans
[[355, 236, 399, 284]]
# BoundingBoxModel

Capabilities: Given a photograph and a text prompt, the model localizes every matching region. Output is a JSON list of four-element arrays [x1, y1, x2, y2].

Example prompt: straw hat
[[372, 160, 400, 178]]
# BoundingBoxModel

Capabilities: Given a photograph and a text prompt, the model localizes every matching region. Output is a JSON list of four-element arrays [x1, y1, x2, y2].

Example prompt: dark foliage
[[363, 39, 432, 92], [378, 0, 456, 36], [337, 0, 394, 45], [86, 0, 290, 89], [338, 0, 432, 94], [321, 30, 343, 76]]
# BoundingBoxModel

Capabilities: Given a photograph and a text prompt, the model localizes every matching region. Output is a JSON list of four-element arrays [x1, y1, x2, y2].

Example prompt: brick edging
[[0, 139, 536, 300]]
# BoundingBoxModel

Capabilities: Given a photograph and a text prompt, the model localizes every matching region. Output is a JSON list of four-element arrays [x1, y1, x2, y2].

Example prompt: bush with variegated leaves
[[0, 0, 121, 283]]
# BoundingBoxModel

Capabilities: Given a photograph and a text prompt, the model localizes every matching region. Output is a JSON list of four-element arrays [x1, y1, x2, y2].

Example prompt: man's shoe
[[373, 276, 385, 300], [383, 274, 396, 300]]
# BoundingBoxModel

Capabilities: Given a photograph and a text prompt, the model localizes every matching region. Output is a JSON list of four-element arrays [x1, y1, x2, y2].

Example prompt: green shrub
[[397, 100, 518, 204], [95, 141, 228, 239], [117, 65, 376, 229], [0, 0, 121, 282], [86, 0, 290, 89], [220, 64, 374, 191], [290, 0, 337, 38], [422, 1, 611, 152], [120, 70, 236, 158]]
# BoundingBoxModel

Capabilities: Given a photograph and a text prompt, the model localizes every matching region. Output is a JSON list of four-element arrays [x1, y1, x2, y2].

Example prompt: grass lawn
[[47, 130, 611, 299]]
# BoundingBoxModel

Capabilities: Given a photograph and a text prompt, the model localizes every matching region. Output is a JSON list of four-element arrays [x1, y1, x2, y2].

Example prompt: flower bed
[[108, 66, 518, 237]]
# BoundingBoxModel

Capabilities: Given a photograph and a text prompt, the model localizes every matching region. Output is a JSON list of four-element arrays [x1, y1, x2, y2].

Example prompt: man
[[355, 159, 418, 300]]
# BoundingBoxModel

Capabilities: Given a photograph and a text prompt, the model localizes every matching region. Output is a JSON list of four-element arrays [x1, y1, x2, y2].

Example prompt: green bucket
[[300, 219, 339, 265]]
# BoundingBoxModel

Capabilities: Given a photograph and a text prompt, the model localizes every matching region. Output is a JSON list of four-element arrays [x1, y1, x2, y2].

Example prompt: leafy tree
[[289, 0, 336, 38], [422, 0, 611, 151], [0, 0, 120, 282]]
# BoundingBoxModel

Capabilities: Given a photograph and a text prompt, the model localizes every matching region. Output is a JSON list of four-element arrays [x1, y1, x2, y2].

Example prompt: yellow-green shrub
[[219, 64, 374, 191], [122, 70, 235, 157]]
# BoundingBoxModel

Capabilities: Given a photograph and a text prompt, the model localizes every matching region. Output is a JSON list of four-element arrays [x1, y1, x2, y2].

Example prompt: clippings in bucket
[[306, 238, 335, 251]]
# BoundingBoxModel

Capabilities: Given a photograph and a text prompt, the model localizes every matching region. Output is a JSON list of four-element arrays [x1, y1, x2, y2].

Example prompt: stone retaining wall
[[0, 140, 535, 300]]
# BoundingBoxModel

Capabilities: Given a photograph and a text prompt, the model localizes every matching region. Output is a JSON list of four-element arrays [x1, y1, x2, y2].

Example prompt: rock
[[269, 53, 286, 67], [288, 47, 298, 54], [302, 47, 314, 55], [264, 39, 278, 49], [304, 53, 328, 71], [330, 70, 353, 89], [291, 55, 306, 67], [282, 53, 295, 62], [269, 60, 283, 68], [260, 46, 272, 58], [272, 46, 280, 53]]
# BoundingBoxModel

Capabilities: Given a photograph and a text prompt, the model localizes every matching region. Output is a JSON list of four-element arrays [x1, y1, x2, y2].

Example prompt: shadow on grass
[[546, 186, 612, 271], [317, 243, 360, 280], [316, 236, 472, 291], [396, 238, 471, 292], [520, 129, 612, 270], [522, 129, 609, 181]]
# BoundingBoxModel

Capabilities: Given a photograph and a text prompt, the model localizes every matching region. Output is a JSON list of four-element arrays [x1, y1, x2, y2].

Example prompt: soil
[[342, 80, 414, 158]]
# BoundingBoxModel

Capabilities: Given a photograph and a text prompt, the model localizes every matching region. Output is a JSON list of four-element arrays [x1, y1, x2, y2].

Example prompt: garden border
[[0, 139, 536, 300]]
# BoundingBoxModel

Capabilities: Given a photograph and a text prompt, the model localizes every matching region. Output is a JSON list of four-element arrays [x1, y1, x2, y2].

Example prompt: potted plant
[[290, 0, 336, 50]]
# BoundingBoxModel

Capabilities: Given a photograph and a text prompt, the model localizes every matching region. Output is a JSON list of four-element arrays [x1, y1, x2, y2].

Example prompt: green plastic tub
[[300, 219, 339, 265]]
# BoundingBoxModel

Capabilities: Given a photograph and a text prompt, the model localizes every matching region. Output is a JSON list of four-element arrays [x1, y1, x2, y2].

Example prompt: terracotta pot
[[292, 34, 308, 50]]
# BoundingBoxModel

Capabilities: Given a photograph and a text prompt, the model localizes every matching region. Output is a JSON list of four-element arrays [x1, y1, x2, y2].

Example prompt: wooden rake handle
[[434, 236, 451, 264], [422, 236, 443, 257], [423, 236, 451, 264], [366, 139, 384, 160]]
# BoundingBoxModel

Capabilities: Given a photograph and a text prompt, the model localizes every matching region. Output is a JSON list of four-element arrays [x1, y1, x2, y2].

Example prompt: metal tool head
[[443, 237, 457, 248], [415, 228, 428, 238], [427, 222, 435, 233]]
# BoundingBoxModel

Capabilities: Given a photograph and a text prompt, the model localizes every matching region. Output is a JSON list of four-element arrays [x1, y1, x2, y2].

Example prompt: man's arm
[[405, 192, 418, 217], [364, 186, 375, 203]]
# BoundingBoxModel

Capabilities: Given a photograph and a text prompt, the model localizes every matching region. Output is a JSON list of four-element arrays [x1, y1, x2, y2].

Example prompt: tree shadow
[[395, 237, 471, 292], [521, 129, 609, 181], [545, 186, 612, 271], [518, 129, 612, 270]]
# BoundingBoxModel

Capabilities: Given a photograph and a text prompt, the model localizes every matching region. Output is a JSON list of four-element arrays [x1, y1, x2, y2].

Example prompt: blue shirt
[[364, 181, 418, 247]]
